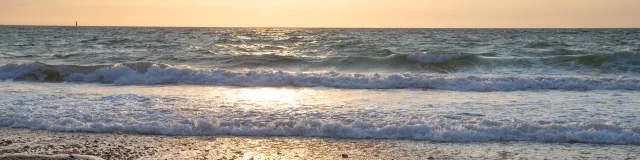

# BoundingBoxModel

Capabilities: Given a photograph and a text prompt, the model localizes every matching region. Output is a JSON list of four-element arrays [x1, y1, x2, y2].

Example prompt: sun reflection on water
[[237, 87, 299, 104]]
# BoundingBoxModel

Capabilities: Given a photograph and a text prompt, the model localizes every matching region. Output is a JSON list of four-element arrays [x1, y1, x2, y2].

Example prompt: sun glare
[[237, 88, 298, 104]]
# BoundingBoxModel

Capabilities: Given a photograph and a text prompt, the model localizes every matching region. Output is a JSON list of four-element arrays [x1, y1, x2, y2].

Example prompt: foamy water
[[1, 82, 639, 144]]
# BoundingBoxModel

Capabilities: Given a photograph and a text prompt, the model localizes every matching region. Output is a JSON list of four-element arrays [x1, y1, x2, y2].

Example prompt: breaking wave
[[1, 117, 639, 144], [1, 62, 640, 91], [180, 51, 640, 73], [201, 52, 477, 70]]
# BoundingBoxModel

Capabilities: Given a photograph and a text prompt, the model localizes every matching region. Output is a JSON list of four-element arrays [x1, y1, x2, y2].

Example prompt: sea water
[[1, 27, 639, 145]]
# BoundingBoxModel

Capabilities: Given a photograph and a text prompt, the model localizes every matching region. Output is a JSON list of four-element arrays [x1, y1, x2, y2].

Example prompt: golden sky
[[1, 0, 639, 28]]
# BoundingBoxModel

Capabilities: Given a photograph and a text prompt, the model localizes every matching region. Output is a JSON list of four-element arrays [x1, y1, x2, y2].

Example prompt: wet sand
[[1, 127, 639, 160]]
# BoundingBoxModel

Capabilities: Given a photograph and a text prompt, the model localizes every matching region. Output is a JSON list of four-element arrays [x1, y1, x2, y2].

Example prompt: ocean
[[1, 26, 639, 147]]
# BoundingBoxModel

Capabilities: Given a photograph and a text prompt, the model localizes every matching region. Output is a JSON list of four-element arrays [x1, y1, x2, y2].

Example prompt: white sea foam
[[1, 117, 639, 144], [0, 63, 40, 79], [1, 62, 640, 91], [1, 81, 639, 145]]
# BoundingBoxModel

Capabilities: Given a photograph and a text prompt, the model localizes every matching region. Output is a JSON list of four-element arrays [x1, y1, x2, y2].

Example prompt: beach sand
[[1, 127, 639, 160]]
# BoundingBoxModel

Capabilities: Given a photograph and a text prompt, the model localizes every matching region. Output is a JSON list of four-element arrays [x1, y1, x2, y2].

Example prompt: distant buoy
[[75, 21, 78, 27]]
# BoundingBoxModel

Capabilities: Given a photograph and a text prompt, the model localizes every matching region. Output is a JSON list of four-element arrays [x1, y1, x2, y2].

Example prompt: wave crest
[[406, 52, 475, 64], [2, 62, 640, 91], [2, 117, 639, 144], [198, 53, 478, 72]]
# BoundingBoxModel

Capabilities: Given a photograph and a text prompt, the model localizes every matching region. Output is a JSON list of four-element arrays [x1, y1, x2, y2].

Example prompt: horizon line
[[1, 24, 639, 29]]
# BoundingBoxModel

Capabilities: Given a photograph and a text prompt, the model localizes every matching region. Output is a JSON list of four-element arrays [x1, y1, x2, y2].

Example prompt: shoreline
[[1, 127, 639, 159]]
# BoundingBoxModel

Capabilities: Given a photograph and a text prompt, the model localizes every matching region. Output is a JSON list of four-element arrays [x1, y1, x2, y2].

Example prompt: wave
[[0, 62, 168, 81], [211, 52, 474, 64], [524, 41, 571, 48], [0, 52, 34, 58], [537, 48, 586, 56], [2, 62, 640, 91], [192, 51, 639, 73], [192, 52, 478, 72], [79, 37, 99, 43], [406, 52, 475, 64], [98, 38, 135, 46], [5, 50, 637, 74], [543, 51, 640, 71], [1, 117, 638, 144], [51, 53, 86, 59]]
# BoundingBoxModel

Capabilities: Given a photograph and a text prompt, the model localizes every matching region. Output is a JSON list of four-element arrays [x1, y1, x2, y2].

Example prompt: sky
[[1, 0, 639, 28]]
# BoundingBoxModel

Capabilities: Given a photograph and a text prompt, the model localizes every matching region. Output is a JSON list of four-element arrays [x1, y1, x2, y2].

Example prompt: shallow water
[[1, 82, 639, 144], [2, 128, 639, 159]]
